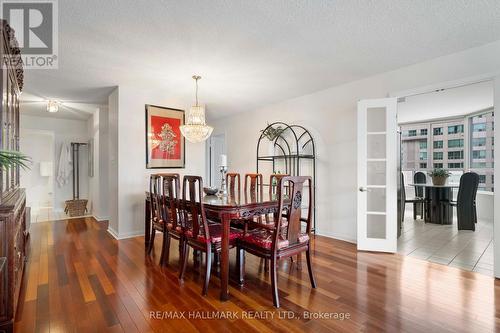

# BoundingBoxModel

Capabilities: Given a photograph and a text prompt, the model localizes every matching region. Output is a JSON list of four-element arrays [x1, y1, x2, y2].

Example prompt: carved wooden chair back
[[226, 173, 241, 198], [161, 173, 181, 229], [269, 173, 289, 197], [181, 176, 211, 241], [275, 176, 312, 248], [149, 174, 164, 224], [244, 173, 263, 202]]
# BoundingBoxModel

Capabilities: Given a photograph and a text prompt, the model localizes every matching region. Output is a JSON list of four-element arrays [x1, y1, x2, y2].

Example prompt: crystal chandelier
[[180, 75, 214, 143]]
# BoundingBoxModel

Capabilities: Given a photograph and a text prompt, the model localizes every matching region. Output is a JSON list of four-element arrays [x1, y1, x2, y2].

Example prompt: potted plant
[[429, 168, 451, 186], [261, 123, 284, 156]]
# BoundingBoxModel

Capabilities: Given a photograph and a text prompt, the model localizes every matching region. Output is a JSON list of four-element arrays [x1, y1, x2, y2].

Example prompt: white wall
[[211, 40, 500, 243], [88, 106, 109, 221], [19, 129, 54, 210], [108, 86, 205, 239], [20, 114, 90, 212]]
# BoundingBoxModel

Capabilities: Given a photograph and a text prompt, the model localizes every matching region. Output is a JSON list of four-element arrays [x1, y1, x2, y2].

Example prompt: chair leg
[[202, 245, 212, 296], [160, 232, 170, 266], [270, 255, 279, 308], [413, 203, 417, 220], [237, 247, 245, 285], [147, 229, 156, 254], [179, 241, 189, 281], [306, 248, 317, 288]]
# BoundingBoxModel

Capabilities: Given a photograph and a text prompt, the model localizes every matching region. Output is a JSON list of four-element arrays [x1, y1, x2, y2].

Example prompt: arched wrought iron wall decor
[[256, 122, 316, 231]]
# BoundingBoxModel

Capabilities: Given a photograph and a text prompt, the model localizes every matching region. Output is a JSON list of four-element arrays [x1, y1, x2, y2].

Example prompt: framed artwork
[[145, 105, 185, 168]]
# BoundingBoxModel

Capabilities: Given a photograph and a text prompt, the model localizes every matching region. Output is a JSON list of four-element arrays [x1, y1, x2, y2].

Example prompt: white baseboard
[[106, 227, 143, 240], [314, 230, 357, 244], [93, 215, 109, 222]]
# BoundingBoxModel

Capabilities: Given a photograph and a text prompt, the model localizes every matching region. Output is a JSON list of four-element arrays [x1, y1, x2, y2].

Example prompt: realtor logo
[[1, 0, 58, 68]]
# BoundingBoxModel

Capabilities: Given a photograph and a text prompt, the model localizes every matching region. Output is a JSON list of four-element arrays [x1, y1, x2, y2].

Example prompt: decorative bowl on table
[[203, 187, 219, 196]]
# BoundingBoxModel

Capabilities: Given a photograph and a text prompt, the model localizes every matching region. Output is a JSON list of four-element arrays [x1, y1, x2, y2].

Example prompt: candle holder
[[219, 166, 228, 197]]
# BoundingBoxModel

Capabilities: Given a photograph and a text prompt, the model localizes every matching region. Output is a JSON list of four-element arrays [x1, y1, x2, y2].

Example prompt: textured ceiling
[[20, 0, 500, 119]]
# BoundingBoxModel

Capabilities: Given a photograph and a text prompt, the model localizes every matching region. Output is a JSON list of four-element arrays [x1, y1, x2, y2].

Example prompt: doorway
[[397, 81, 494, 276], [206, 133, 226, 187], [20, 129, 55, 222], [357, 79, 497, 277]]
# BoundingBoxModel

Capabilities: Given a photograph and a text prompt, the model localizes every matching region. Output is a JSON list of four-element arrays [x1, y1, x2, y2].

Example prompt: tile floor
[[398, 207, 494, 276]]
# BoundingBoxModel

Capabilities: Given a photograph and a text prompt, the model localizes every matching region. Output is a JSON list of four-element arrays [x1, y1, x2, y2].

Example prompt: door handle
[[359, 187, 371, 192]]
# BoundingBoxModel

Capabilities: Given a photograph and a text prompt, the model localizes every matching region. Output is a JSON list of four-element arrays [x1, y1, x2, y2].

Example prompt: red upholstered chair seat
[[240, 228, 309, 250], [185, 223, 243, 244]]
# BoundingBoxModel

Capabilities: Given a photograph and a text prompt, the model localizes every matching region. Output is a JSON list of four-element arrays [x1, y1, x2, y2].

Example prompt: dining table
[[408, 183, 460, 224], [145, 190, 288, 301]]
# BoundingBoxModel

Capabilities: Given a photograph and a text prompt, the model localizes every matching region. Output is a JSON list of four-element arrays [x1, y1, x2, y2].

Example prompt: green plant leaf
[[0, 150, 31, 170]]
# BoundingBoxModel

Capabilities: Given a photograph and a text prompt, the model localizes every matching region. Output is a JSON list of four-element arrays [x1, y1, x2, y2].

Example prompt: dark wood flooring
[[13, 217, 500, 332]]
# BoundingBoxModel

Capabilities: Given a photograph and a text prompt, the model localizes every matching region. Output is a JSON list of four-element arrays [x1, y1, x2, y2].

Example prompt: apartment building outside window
[[401, 108, 494, 192]]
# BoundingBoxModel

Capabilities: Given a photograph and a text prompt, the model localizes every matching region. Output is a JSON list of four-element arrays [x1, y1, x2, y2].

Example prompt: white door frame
[[390, 73, 500, 278]]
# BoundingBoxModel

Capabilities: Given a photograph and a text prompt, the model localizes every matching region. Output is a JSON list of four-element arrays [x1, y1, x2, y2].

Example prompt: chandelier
[[180, 75, 214, 143]]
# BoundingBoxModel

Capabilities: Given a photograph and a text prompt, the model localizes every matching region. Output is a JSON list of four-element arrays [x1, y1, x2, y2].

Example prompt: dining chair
[[442, 172, 479, 231], [401, 172, 426, 221], [269, 173, 288, 197], [244, 173, 263, 202], [413, 171, 427, 219], [226, 173, 241, 197], [237, 176, 316, 308], [179, 176, 243, 295], [147, 174, 162, 255], [160, 173, 183, 266]]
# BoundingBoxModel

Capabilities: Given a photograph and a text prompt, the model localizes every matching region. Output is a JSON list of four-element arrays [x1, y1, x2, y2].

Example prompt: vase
[[432, 176, 447, 186]]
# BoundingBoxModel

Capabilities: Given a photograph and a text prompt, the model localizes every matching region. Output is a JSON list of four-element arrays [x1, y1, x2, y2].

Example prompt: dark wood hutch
[[0, 20, 26, 333]]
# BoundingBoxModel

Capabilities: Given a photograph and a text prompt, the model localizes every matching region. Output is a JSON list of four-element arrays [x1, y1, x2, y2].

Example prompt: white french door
[[357, 98, 398, 252]]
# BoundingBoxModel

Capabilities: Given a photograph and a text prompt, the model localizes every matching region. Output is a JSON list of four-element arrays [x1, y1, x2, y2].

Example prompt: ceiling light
[[180, 75, 213, 143], [47, 100, 59, 113]]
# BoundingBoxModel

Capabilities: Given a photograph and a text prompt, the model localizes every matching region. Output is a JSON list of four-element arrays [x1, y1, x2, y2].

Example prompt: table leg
[[220, 212, 230, 301], [145, 198, 151, 249]]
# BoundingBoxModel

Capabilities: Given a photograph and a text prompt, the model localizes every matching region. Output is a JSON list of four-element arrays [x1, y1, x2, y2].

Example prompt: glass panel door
[[357, 98, 398, 252]]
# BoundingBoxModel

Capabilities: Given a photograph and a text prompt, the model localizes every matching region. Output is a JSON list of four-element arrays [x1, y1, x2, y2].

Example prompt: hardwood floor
[[14, 217, 500, 332]]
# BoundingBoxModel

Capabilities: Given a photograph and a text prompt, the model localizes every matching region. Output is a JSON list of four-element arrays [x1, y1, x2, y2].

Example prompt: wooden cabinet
[[0, 19, 25, 333]]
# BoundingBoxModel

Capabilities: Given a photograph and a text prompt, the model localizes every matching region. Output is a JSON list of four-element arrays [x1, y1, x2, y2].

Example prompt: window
[[448, 151, 464, 160], [433, 152, 443, 160], [434, 163, 443, 168], [448, 139, 463, 148], [469, 110, 494, 192], [472, 123, 487, 132], [433, 127, 443, 135], [433, 141, 443, 149], [407, 130, 417, 137], [448, 163, 464, 169], [472, 137, 487, 147], [472, 150, 486, 159], [419, 163, 427, 169], [448, 125, 464, 134], [420, 129, 428, 136], [419, 152, 427, 160], [472, 162, 487, 168], [419, 141, 427, 149]]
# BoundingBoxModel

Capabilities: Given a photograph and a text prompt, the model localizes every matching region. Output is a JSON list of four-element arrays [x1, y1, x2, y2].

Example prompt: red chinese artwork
[[150, 116, 181, 160], [146, 105, 185, 168]]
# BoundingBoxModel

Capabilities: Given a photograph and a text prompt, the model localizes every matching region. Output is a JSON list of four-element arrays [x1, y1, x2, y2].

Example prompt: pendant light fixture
[[180, 75, 214, 143]]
